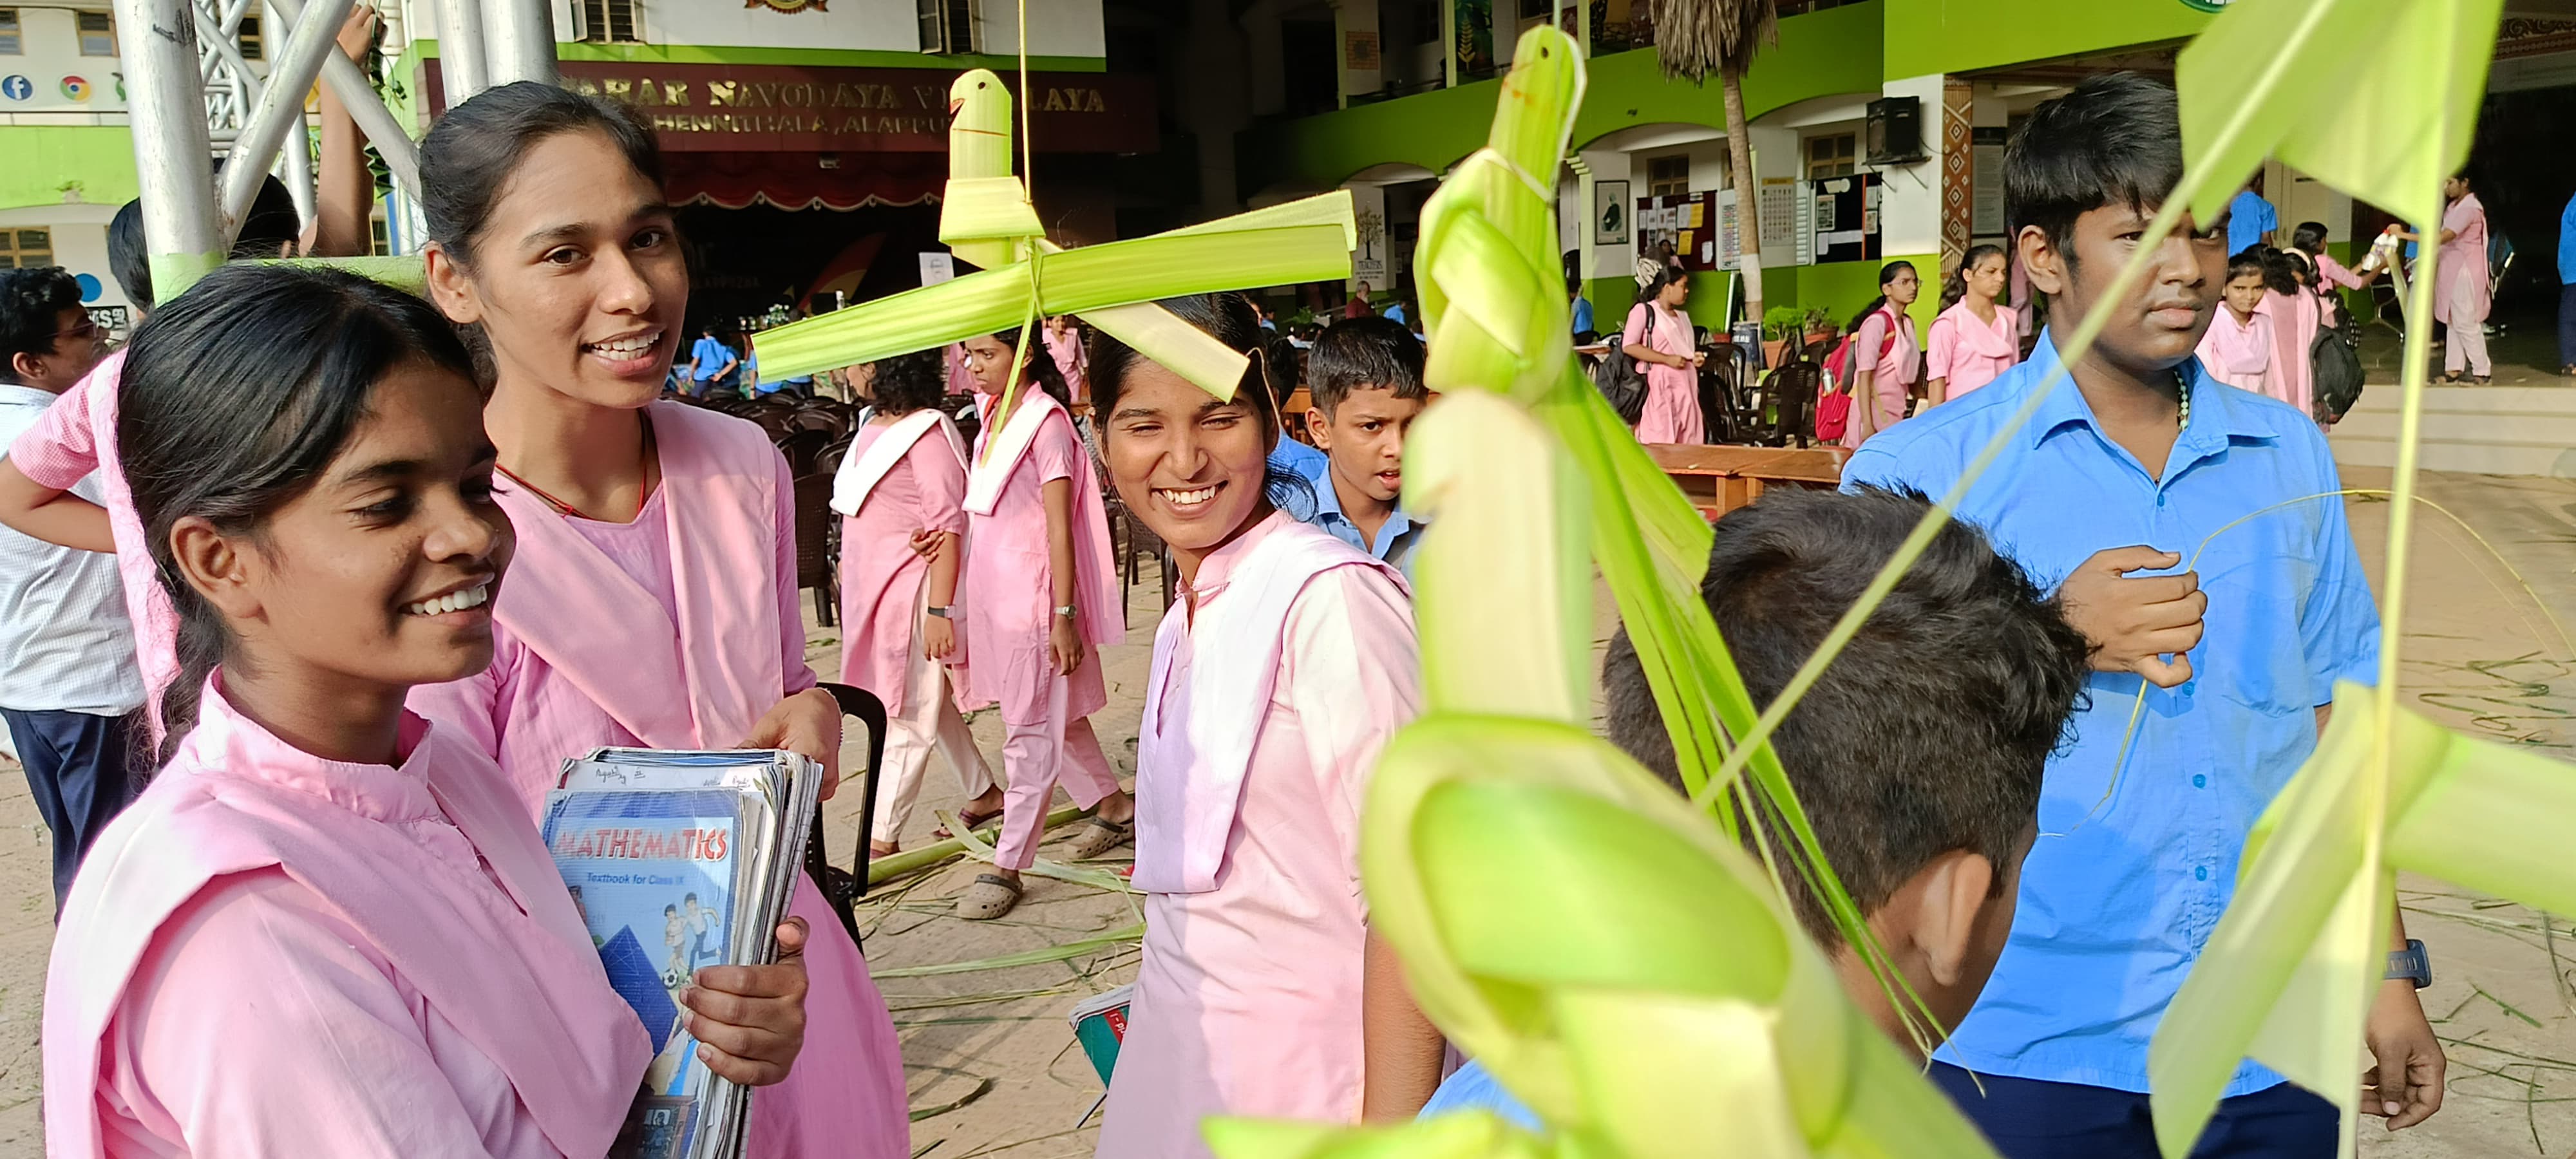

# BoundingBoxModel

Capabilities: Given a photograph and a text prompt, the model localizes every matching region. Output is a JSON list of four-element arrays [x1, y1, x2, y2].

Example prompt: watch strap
[[2385, 939, 2431, 990]]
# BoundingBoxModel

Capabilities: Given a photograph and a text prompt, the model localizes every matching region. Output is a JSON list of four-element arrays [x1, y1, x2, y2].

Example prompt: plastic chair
[[791, 472, 838, 628], [803, 682, 890, 948]]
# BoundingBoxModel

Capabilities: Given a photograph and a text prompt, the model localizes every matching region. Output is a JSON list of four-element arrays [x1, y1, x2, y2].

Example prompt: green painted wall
[[1578, 255, 1937, 344], [0, 126, 140, 212], [1797, 254, 1938, 334], [1250, 0, 1883, 192], [1880, 0, 2209, 80]]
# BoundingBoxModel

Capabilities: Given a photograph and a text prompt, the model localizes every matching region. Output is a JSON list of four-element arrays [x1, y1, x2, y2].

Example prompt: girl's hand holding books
[[679, 916, 811, 1087], [739, 688, 845, 800]]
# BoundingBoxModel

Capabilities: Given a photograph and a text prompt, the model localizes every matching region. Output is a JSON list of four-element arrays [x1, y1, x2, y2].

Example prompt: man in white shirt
[[0, 267, 140, 909]]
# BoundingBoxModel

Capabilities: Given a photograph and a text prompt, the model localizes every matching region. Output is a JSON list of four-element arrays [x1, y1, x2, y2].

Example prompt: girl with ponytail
[[1839, 260, 1922, 446], [1924, 245, 2020, 404]]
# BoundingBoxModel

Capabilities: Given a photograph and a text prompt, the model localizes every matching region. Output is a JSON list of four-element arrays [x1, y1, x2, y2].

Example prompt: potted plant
[[1761, 306, 1804, 366], [1802, 306, 1840, 355]]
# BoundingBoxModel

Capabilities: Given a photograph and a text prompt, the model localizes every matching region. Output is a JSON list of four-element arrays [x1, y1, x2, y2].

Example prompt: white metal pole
[[115, 0, 227, 297], [436, 0, 488, 106], [265, 0, 422, 200], [219, 0, 353, 240], [483, 0, 558, 88]]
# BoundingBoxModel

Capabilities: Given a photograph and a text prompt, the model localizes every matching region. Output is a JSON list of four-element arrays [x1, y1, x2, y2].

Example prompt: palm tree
[[1646, 0, 1777, 329]]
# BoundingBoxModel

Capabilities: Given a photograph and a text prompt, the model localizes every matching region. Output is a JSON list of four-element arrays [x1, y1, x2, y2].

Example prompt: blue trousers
[[1, 708, 137, 910], [1931, 1063, 2336, 1159], [2558, 283, 2576, 370]]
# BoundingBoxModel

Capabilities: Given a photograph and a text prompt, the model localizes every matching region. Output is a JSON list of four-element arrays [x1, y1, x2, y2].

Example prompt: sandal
[[933, 806, 1004, 840], [1063, 815, 1134, 860], [955, 873, 1022, 920]]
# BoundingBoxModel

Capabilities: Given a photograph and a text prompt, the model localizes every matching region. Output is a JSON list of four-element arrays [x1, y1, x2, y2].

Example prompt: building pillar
[[1877, 73, 1946, 328], [1940, 75, 1971, 276]]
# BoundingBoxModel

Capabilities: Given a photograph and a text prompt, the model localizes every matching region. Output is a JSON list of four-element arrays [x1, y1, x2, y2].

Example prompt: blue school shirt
[[1570, 296, 1595, 335], [1417, 1060, 1540, 1131], [1294, 461, 1426, 572], [2559, 193, 2576, 285], [2226, 191, 2277, 257], [1268, 437, 1330, 489], [689, 336, 734, 381], [1841, 332, 2380, 1097]]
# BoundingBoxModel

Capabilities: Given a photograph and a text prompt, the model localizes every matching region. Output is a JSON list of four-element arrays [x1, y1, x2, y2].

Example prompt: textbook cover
[[1068, 983, 1135, 1089], [547, 748, 825, 1159]]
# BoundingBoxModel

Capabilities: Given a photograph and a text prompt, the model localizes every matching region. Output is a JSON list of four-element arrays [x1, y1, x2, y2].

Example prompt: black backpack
[[1591, 340, 1651, 426], [2310, 299, 2364, 424]]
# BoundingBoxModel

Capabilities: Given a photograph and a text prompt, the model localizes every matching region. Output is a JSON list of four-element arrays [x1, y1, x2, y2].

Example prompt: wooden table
[[1645, 444, 1849, 521]]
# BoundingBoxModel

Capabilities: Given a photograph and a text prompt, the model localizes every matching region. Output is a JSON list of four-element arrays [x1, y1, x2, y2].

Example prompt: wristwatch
[[1054, 604, 1079, 619], [2385, 939, 2432, 990], [925, 605, 952, 619]]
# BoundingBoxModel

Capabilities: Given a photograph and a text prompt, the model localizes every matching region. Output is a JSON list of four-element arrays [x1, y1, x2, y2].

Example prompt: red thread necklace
[[495, 414, 658, 522]]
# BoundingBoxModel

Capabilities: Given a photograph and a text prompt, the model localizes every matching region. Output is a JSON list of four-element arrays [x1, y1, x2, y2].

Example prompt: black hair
[[1089, 292, 1309, 510], [0, 267, 84, 384], [1264, 335, 1302, 408], [1938, 244, 2007, 312], [988, 326, 1072, 410], [2005, 73, 2184, 280], [106, 170, 303, 310], [2258, 245, 2304, 296], [1638, 264, 1689, 308], [2289, 221, 2329, 257], [421, 81, 665, 265], [867, 348, 948, 416], [1307, 316, 1426, 417], [2226, 245, 2269, 286], [1600, 486, 2090, 945], [117, 264, 479, 767], [1845, 261, 1918, 335]]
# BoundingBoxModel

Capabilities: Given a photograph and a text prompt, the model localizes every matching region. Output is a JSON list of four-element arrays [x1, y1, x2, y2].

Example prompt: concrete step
[[2329, 385, 2576, 478]]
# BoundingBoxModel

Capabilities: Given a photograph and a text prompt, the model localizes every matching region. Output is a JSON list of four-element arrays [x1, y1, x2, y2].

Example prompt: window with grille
[[919, 0, 977, 53], [78, 10, 114, 55], [580, 0, 640, 44], [1646, 155, 1690, 198], [0, 229, 54, 269], [239, 14, 263, 60], [1806, 132, 1856, 180], [370, 216, 390, 256], [0, 10, 21, 55]]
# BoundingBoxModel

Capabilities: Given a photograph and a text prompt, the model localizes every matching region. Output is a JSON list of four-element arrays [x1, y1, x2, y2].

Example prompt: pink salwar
[[2195, 308, 2273, 395], [46, 679, 650, 1159], [961, 390, 1125, 872], [1097, 513, 1419, 1159], [1622, 301, 1703, 444], [1923, 299, 2018, 400], [6, 349, 182, 743], [2257, 288, 2320, 417], [1839, 308, 1918, 450], [408, 401, 910, 1159], [2436, 193, 2492, 377], [833, 413, 994, 845]]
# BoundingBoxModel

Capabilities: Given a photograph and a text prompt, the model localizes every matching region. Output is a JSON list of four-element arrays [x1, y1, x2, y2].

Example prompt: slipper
[[956, 874, 1022, 920], [1063, 816, 1134, 860], [933, 807, 1003, 840]]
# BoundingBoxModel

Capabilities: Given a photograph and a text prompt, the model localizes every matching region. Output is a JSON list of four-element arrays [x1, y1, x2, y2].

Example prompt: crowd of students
[[0, 64, 2451, 1159]]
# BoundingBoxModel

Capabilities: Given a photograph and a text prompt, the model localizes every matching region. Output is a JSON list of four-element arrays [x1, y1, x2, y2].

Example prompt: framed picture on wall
[[1595, 180, 1630, 245]]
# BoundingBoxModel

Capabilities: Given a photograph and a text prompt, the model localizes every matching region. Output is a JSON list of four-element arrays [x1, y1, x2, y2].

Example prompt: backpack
[[2309, 305, 2365, 424], [1591, 332, 1651, 426], [1815, 306, 1900, 442]]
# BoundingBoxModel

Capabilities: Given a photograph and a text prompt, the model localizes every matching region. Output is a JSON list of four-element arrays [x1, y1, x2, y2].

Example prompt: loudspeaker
[[1866, 96, 1926, 165]]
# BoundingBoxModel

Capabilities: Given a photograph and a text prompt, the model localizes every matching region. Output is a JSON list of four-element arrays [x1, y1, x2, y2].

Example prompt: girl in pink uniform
[[2256, 247, 2321, 417], [1840, 260, 1922, 448], [1087, 294, 1426, 1159], [951, 328, 1135, 921], [1620, 266, 1706, 444], [831, 350, 999, 856], [2408, 173, 2494, 384], [1924, 245, 2018, 405], [2196, 249, 2275, 395], [46, 265, 809, 1158], [400, 84, 909, 1159]]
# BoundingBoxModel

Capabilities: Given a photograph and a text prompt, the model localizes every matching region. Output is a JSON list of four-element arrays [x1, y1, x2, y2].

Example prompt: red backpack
[[1814, 306, 1901, 442]]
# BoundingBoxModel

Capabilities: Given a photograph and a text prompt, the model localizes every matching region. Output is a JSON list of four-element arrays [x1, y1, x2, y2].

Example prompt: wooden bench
[[1645, 444, 1849, 521]]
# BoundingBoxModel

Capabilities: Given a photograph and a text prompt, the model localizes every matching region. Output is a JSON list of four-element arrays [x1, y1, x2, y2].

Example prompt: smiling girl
[[951, 328, 1134, 921], [1086, 294, 1426, 1158], [401, 83, 905, 1158], [43, 265, 808, 1158]]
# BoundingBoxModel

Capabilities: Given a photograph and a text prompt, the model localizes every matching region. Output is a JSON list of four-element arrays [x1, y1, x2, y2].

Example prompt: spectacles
[[55, 318, 100, 342]]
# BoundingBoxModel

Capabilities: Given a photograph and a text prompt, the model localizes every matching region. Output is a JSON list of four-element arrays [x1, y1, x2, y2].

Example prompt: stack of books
[[542, 748, 826, 1159]]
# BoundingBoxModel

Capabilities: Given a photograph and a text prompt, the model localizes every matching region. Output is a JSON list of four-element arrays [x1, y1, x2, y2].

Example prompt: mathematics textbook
[[544, 749, 825, 1159]]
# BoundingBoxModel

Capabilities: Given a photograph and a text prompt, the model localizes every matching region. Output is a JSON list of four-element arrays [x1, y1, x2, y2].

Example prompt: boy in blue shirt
[[1296, 316, 1429, 570], [683, 325, 737, 397], [1418, 486, 2094, 1127], [1841, 73, 2441, 1156]]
